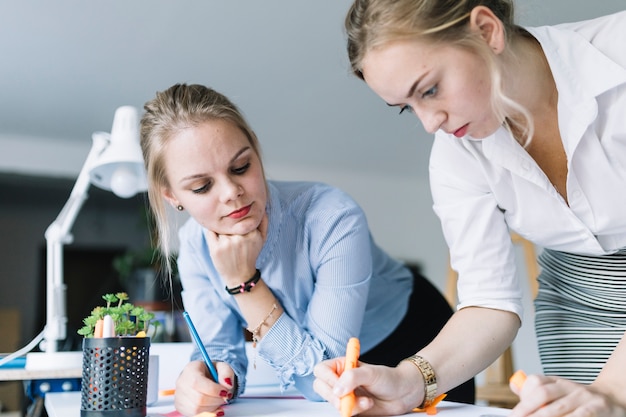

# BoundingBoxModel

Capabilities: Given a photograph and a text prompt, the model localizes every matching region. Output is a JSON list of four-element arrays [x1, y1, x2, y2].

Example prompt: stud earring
[[177, 205, 184, 211]]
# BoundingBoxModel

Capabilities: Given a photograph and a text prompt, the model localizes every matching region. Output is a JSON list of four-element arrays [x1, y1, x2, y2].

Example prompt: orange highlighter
[[340, 337, 360, 417], [510, 369, 527, 391]]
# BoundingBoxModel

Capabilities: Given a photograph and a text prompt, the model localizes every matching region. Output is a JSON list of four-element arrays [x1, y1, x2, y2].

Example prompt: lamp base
[[25, 351, 82, 371]]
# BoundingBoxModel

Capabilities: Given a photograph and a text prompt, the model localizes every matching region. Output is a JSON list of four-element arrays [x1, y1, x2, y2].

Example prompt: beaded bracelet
[[225, 269, 261, 295]]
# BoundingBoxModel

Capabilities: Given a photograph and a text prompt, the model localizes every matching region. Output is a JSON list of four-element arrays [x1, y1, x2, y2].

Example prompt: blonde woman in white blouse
[[313, 1, 626, 416]]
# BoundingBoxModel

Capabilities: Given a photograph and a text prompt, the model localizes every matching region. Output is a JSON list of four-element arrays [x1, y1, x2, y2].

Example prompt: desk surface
[[27, 343, 508, 417], [45, 392, 510, 417], [0, 367, 81, 381]]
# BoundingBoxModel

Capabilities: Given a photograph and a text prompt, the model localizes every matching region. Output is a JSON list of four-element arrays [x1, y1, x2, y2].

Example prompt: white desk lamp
[[25, 105, 147, 370]]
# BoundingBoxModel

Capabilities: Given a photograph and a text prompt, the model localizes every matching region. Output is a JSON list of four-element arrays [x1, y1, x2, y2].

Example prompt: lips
[[452, 124, 469, 138], [228, 204, 252, 219]]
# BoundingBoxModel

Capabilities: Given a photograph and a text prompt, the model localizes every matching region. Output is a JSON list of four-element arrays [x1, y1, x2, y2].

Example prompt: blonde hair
[[140, 84, 265, 277], [345, 0, 534, 145]]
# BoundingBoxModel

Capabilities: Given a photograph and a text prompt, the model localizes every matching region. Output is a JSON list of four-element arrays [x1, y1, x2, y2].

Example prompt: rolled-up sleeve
[[430, 134, 523, 320]]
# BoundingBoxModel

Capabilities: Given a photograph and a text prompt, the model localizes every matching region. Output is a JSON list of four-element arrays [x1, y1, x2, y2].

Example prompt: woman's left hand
[[206, 213, 268, 286], [510, 373, 626, 417]]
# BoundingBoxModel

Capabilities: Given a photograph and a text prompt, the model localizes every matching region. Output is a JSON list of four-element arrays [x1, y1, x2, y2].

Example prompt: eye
[[192, 182, 211, 194], [398, 105, 413, 115], [231, 162, 251, 175], [421, 85, 438, 99]]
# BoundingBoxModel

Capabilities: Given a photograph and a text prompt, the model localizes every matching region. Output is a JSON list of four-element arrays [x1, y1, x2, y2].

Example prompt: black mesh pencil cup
[[80, 337, 151, 417]]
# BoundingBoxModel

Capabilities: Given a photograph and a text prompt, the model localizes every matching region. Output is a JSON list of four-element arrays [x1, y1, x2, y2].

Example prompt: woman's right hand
[[174, 360, 235, 416], [313, 357, 424, 416]]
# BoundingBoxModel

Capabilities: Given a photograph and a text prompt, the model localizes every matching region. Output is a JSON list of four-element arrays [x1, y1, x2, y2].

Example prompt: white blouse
[[429, 11, 626, 319]]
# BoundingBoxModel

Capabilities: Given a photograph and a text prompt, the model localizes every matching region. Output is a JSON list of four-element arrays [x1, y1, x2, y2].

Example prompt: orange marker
[[158, 388, 175, 397], [94, 319, 104, 338], [340, 337, 360, 417], [413, 393, 447, 415], [510, 369, 527, 390]]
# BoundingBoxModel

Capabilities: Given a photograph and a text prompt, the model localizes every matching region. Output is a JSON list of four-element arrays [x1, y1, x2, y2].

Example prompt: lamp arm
[[42, 133, 110, 352]]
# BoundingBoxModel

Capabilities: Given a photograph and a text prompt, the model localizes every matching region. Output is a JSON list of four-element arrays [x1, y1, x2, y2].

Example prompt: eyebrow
[[385, 76, 424, 107], [230, 146, 251, 163], [179, 146, 251, 183]]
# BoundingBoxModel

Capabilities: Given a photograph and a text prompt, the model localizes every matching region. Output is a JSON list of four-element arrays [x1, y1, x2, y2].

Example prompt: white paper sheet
[[46, 392, 510, 417], [214, 398, 510, 417]]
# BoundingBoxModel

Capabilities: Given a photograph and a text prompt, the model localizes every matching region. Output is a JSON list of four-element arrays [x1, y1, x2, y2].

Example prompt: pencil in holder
[[80, 337, 151, 417]]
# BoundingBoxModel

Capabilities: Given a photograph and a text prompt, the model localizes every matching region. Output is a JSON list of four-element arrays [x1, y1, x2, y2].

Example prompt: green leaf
[[77, 293, 160, 338]]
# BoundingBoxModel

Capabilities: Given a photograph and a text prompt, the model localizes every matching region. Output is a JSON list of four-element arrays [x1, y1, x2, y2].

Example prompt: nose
[[414, 107, 445, 134], [219, 178, 243, 202]]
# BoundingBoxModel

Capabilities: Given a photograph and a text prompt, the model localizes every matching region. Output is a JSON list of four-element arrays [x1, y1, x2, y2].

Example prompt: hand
[[313, 357, 423, 416], [206, 213, 269, 285], [510, 374, 626, 417], [174, 360, 235, 416]]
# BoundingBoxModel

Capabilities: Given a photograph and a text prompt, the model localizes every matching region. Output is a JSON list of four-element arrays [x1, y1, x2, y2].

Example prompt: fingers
[[205, 226, 262, 281], [337, 367, 387, 416], [174, 361, 230, 416], [313, 359, 377, 416], [509, 369, 527, 395], [313, 358, 345, 402], [509, 375, 594, 417], [314, 358, 354, 409], [313, 358, 342, 407], [216, 361, 236, 401]]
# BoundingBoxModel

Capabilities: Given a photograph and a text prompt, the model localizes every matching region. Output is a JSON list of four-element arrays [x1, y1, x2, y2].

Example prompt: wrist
[[401, 355, 438, 409], [591, 379, 626, 409], [396, 358, 427, 411], [225, 269, 261, 295]]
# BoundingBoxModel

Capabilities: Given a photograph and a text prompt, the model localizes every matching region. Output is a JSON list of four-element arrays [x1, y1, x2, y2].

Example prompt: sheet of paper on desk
[[43, 392, 509, 417], [160, 399, 509, 417]]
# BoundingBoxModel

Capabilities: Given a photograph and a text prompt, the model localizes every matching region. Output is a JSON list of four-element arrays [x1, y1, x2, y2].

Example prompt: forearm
[[232, 279, 284, 341], [417, 306, 520, 396]]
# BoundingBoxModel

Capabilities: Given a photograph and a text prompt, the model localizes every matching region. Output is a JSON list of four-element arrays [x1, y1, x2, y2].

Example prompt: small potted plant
[[78, 292, 158, 417], [77, 292, 159, 338]]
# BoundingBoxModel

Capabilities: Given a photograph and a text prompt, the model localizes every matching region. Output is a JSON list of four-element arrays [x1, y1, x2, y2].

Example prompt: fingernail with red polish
[[219, 390, 228, 397], [224, 378, 233, 387]]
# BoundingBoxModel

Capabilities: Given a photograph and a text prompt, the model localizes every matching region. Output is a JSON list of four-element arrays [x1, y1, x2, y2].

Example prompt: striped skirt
[[535, 248, 626, 384]]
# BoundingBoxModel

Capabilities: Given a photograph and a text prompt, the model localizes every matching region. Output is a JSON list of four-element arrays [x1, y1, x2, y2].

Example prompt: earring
[[176, 205, 184, 211]]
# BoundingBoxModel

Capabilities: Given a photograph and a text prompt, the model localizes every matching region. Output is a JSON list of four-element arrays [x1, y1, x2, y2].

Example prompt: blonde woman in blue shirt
[[313, 1, 626, 416], [139, 83, 474, 416]]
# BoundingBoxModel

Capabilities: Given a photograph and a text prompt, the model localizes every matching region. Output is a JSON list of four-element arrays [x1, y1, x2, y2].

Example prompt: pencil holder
[[80, 337, 151, 417]]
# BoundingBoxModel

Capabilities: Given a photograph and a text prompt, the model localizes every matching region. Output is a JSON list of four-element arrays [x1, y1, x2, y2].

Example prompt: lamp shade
[[89, 106, 148, 198]]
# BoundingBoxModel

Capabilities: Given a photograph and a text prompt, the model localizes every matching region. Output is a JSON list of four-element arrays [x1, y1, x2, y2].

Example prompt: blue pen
[[182, 311, 220, 382]]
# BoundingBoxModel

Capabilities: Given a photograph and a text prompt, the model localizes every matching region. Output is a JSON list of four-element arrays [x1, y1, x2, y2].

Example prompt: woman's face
[[161, 119, 267, 236], [361, 39, 502, 139]]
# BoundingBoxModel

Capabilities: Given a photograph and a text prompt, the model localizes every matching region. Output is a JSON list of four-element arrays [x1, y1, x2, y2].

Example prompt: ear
[[469, 6, 505, 54], [161, 187, 179, 209]]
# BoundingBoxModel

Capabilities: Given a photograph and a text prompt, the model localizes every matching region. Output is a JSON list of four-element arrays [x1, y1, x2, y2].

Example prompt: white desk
[[0, 368, 81, 382], [45, 392, 510, 417], [42, 343, 510, 417]]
